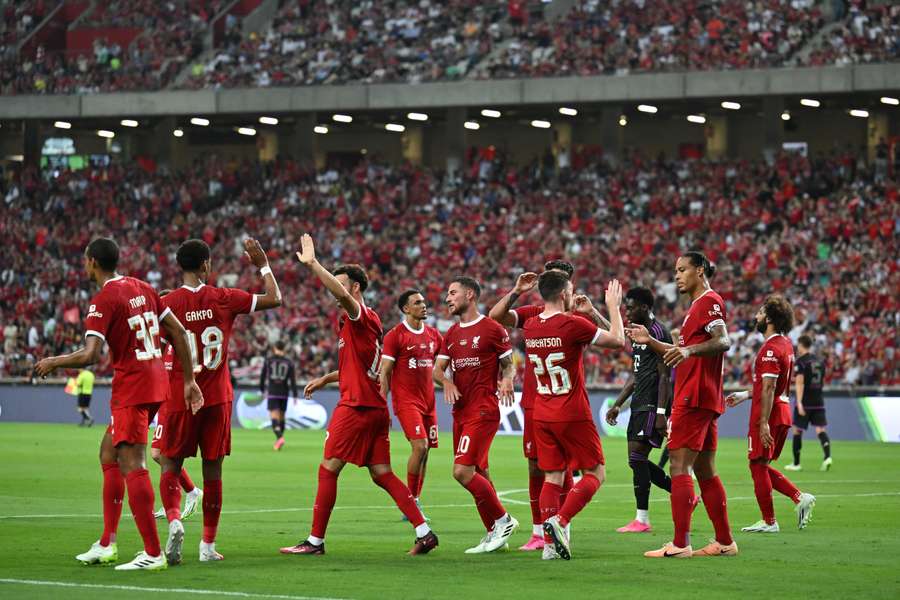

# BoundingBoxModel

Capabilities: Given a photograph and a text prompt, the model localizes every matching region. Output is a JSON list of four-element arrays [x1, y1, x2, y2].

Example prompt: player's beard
[[755, 319, 767, 334]]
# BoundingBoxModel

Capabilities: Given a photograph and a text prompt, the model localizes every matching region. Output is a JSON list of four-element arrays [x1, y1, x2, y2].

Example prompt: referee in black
[[260, 340, 297, 451], [605, 287, 673, 533], [785, 335, 831, 471]]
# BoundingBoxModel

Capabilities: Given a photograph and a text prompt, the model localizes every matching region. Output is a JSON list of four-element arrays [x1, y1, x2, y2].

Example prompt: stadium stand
[[804, 2, 900, 67], [1, 152, 897, 386]]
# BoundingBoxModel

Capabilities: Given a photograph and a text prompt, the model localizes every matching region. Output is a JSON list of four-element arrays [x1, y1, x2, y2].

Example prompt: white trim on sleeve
[[498, 349, 513, 360], [159, 306, 173, 322], [85, 330, 106, 342], [250, 294, 259, 313], [347, 303, 364, 321], [381, 355, 396, 362], [704, 318, 726, 333], [436, 354, 451, 361], [509, 310, 519, 328], [590, 328, 604, 346], [761, 373, 780, 379]]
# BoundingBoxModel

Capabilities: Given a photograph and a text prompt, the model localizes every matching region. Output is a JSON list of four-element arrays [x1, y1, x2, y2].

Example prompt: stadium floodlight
[[637, 104, 658, 114], [407, 112, 428, 121], [173, 128, 184, 137], [800, 98, 820, 108], [464, 121, 480, 130], [618, 115, 627, 126], [237, 127, 257, 136], [97, 130, 115, 138], [332, 114, 353, 123], [313, 125, 329, 134], [190, 117, 210, 126], [849, 109, 869, 118], [781, 111, 791, 121], [385, 123, 406, 132], [721, 101, 741, 110], [880, 97, 898, 106], [686, 114, 706, 124], [481, 109, 501, 118], [259, 116, 279, 125], [120, 119, 138, 127], [54, 121, 72, 129], [558, 107, 578, 116], [530, 119, 551, 129]]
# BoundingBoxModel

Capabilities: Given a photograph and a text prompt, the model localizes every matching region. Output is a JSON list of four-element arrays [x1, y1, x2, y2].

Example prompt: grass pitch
[[1, 423, 898, 599]]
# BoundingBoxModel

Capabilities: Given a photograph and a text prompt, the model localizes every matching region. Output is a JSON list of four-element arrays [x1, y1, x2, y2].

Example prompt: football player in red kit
[[380, 289, 443, 517], [726, 295, 816, 533], [281, 234, 437, 556], [627, 251, 737, 558], [35, 238, 203, 571]]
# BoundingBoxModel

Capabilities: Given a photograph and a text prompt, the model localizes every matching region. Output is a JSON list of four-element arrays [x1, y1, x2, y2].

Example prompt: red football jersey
[[162, 284, 255, 411], [382, 320, 443, 414], [673, 289, 728, 414], [438, 314, 512, 424], [337, 304, 385, 408], [83, 275, 168, 409], [512, 304, 543, 409], [750, 334, 794, 428], [523, 312, 600, 422]]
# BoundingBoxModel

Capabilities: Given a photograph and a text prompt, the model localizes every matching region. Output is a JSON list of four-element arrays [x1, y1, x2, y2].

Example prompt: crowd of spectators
[[2, 148, 897, 388], [803, 2, 899, 68], [183, 0, 506, 89]]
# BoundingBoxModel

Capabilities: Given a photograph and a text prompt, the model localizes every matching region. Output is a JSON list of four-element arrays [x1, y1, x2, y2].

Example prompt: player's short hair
[[538, 270, 569, 301], [451, 276, 481, 299], [543, 259, 575, 278], [397, 289, 422, 311], [86, 238, 119, 271], [333, 264, 368, 292], [274, 340, 286, 352], [682, 250, 717, 279], [625, 286, 655, 309], [176, 239, 210, 272], [798, 335, 813, 349], [763, 294, 795, 334]]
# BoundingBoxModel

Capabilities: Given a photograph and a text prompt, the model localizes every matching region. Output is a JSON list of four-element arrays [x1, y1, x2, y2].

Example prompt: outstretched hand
[[296, 233, 316, 265], [513, 272, 538, 294], [244, 238, 269, 268]]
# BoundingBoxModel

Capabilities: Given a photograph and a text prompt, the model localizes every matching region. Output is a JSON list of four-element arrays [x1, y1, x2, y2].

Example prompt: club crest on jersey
[[429, 341, 435, 353], [472, 336, 481, 349]]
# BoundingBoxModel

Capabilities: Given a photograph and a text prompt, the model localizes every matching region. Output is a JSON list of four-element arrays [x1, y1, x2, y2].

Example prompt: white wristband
[[656, 407, 667, 415], [260, 266, 272, 277]]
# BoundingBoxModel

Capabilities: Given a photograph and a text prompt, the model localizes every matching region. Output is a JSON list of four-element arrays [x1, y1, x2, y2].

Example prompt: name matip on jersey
[[382, 320, 442, 415], [83, 275, 168, 409], [438, 314, 512, 424], [523, 312, 600, 423], [631, 319, 673, 412], [162, 283, 256, 411], [674, 289, 728, 414], [337, 303, 385, 409], [750, 334, 794, 429]]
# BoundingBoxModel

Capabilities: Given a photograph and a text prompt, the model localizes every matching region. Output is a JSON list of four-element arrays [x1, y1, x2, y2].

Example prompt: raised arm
[[244, 238, 283, 310], [581, 280, 625, 349], [488, 272, 538, 327], [34, 335, 104, 377], [296, 233, 360, 319], [161, 311, 205, 413]]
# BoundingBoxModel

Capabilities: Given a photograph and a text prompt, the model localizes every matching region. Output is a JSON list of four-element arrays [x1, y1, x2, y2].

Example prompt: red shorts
[[107, 403, 159, 447], [534, 419, 605, 472], [748, 423, 790, 461], [668, 405, 719, 452], [324, 405, 391, 467], [155, 402, 232, 460], [522, 407, 537, 460], [453, 419, 499, 470], [395, 407, 438, 449]]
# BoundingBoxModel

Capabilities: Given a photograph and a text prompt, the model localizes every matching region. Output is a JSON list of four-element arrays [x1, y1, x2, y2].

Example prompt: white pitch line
[[0, 578, 349, 600]]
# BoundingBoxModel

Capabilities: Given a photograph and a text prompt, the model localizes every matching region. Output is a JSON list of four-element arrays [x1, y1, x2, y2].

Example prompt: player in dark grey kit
[[260, 340, 297, 450], [605, 287, 673, 533], [785, 335, 831, 471]]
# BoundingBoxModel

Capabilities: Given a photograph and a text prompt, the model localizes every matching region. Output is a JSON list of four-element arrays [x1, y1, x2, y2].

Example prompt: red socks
[[310, 465, 338, 539], [561, 470, 574, 506], [463, 472, 506, 530], [160, 471, 183, 522], [407, 472, 421, 499], [670, 473, 695, 548], [558, 472, 601, 527], [100, 463, 124, 546], [768, 466, 802, 503], [528, 474, 545, 525], [374, 472, 424, 527], [179, 468, 196, 493], [539, 481, 563, 542], [699, 475, 733, 546], [124, 469, 161, 556], [749, 463, 775, 524], [202, 479, 223, 544]]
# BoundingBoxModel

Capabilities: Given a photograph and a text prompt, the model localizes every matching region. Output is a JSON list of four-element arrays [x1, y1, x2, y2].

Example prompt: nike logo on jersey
[[406, 345, 416, 350]]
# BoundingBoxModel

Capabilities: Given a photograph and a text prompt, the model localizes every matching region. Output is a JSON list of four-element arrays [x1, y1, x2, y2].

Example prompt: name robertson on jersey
[[525, 337, 562, 349], [185, 309, 214, 322]]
